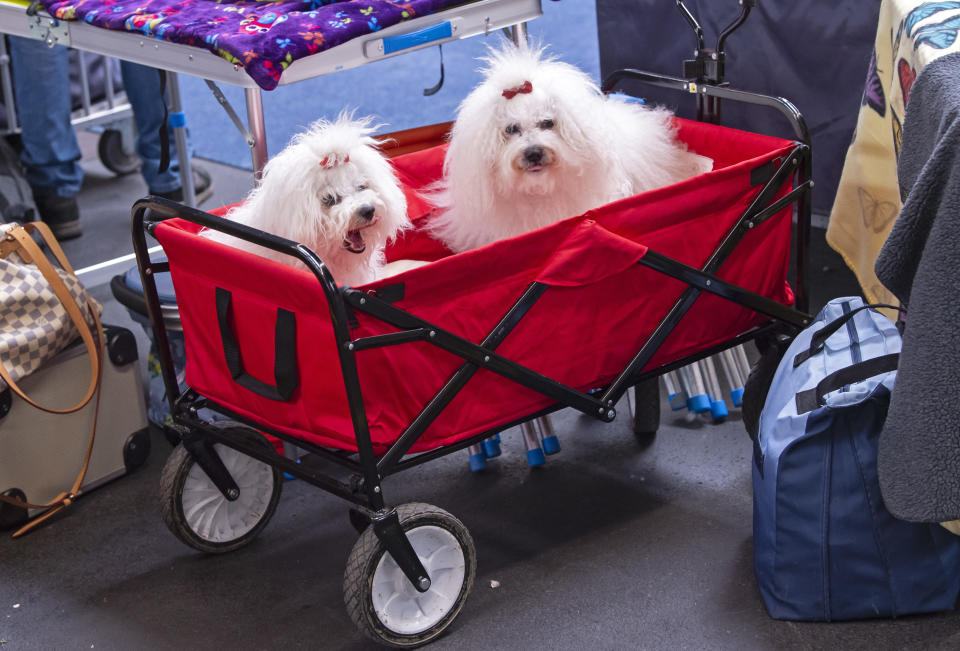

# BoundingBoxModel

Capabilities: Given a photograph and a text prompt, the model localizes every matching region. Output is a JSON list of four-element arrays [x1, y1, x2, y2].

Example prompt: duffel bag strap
[[793, 303, 902, 368], [795, 353, 900, 414]]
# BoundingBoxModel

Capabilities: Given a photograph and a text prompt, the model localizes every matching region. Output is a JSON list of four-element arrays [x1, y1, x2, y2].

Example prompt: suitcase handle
[[793, 303, 902, 367], [794, 353, 900, 414]]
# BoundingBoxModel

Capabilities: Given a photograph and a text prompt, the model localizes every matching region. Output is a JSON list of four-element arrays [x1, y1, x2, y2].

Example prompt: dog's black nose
[[523, 146, 545, 165], [357, 205, 376, 221]]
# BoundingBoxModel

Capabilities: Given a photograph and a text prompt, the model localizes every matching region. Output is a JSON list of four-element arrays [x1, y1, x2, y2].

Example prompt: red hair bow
[[319, 155, 349, 168], [502, 80, 533, 99]]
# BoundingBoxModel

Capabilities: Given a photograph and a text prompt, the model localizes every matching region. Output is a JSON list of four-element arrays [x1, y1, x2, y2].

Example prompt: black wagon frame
[[132, 67, 815, 600]]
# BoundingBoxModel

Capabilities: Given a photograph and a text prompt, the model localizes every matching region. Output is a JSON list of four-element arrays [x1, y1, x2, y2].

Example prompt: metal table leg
[[510, 22, 527, 45], [0, 38, 19, 132], [165, 71, 195, 207], [244, 86, 269, 179]]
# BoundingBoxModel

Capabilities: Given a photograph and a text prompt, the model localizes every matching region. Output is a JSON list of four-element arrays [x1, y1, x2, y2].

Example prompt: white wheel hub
[[371, 525, 466, 635], [182, 444, 274, 543]]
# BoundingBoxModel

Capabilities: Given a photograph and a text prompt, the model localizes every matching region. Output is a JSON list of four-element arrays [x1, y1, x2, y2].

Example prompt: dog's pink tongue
[[344, 229, 366, 254]]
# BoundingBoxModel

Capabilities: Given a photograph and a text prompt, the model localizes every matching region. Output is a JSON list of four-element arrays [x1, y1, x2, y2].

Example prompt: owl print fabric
[[37, 0, 462, 89], [827, 0, 960, 306]]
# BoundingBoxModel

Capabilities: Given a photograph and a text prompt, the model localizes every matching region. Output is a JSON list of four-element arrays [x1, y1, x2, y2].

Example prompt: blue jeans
[[8, 36, 185, 197]]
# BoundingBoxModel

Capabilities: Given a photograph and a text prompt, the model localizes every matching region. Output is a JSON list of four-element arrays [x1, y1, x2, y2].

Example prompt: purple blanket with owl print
[[38, 0, 465, 90]]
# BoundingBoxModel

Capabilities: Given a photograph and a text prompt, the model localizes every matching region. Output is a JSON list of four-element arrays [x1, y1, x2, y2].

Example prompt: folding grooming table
[[0, 0, 542, 190]]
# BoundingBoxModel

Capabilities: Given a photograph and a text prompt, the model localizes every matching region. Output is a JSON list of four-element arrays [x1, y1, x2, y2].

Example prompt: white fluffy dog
[[203, 114, 408, 286], [430, 45, 713, 252]]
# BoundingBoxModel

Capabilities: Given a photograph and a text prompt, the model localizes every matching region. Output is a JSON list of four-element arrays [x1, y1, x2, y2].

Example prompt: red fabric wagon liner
[[154, 118, 797, 455]]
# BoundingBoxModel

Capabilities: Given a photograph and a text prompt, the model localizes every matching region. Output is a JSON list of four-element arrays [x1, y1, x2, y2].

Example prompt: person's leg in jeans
[[8, 36, 83, 238], [120, 61, 211, 202]]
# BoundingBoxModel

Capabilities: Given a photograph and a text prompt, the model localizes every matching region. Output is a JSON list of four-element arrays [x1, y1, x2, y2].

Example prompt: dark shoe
[[153, 165, 213, 205], [33, 194, 82, 241]]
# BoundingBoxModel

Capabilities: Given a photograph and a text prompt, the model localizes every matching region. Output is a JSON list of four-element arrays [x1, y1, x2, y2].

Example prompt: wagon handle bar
[[675, 0, 705, 53], [716, 0, 756, 55], [600, 68, 809, 146], [675, 1, 756, 71], [132, 196, 338, 288]]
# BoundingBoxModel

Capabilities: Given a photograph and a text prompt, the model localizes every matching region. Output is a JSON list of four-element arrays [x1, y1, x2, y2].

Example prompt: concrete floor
[[1, 141, 958, 650]]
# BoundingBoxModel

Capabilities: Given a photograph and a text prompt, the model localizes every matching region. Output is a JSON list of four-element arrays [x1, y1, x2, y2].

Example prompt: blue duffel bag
[[752, 296, 960, 621]]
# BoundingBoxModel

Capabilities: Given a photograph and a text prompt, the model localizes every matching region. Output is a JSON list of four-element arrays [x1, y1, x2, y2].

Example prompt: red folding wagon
[[132, 68, 814, 646]]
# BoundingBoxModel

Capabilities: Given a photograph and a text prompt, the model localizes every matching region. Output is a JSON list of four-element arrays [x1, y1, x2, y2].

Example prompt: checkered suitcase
[[0, 326, 151, 529]]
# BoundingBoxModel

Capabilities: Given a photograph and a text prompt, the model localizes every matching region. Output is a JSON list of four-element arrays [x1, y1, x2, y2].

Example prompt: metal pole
[[700, 356, 728, 421], [719, 348, 745, 406], [679, 364, 710, 414], [165, 71, 196, 207], [701, 358, 722, 401], [0, 38, 19, 133], [244, 86, 269, 179], [662, 370, 686, 411], [536, 415, 560, 455], [733, 345, 752, 382], [521, 421, 544, 467], [77, 50, 92, 117], [510, 22, 527, 46], [688, 362, 708, 397], [103, 57, 116, 110]]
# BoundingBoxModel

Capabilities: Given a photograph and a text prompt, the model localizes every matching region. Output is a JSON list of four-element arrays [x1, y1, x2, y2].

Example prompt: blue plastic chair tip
[[730, 387, 745, 407], [710, 399, 729, 420], [688, 393, 711, 413], [541, 435, 561, 455], [482, 440, 502, 458], [526, 448, 546, 467]]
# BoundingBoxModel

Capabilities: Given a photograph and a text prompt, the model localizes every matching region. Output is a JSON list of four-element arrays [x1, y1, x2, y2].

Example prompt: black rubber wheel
[[344, 503, 476, 648], [742, 337, 793, 441], [0, 489, 29, 531], [160, 424, 282, 554], [123, 427, 151, 472], [630, 379, 661, 444], [97, 129, 140, 176]]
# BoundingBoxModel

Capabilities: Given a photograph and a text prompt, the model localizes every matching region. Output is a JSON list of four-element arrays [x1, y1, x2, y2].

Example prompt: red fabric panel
[[155, 118, 798, 455], [534, 219, 648, 287]]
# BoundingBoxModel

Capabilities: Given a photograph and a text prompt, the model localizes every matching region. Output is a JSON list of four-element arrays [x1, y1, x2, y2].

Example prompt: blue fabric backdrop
[[596, 0, 882, 215]]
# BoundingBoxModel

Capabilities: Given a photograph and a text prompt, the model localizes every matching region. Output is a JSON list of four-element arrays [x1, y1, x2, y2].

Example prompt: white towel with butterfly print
[[875, 51, 960, 525], [826, 0, 960, 305]]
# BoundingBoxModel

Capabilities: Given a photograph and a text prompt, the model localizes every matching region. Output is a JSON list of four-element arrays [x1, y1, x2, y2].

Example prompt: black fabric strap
[[215, 288, 298, 402], [795, 353, 899, 415], [793, 303, 902, 367], [157, 69, 171, 175]]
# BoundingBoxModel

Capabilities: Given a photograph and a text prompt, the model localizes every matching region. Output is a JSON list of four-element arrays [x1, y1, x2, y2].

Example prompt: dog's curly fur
[[430, 44, 713, 252], [203, 113, 408, 286]]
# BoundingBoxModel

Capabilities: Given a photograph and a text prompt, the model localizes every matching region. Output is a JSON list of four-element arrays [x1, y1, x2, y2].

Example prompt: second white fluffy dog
[[203, 114, 408, 286], [431, 45, 713, 252]]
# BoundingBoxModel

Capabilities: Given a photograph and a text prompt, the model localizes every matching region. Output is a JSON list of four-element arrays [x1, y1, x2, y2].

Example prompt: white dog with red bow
[[203, 113, 408, 286], [430, 45, 713, 252]]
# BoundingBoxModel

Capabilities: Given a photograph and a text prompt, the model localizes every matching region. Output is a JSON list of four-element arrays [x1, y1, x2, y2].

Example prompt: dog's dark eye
[[357, 183, 368, 191], [321, 194, 341, 207], [538, 118, 555, 130], [504, 123, 521, 136]]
